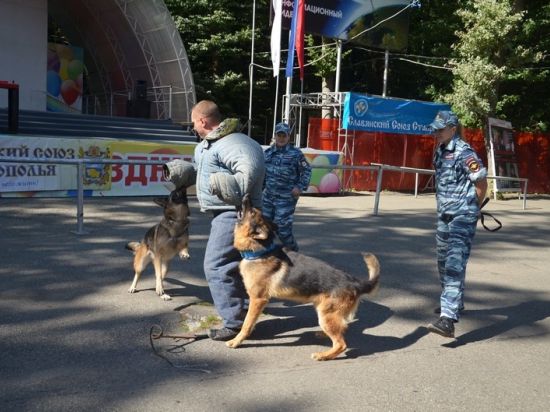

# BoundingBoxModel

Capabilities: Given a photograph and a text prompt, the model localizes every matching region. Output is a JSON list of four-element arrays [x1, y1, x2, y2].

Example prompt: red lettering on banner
[[111, 154, 123, 182], [149, 156, 172, 182], [125, 156, 148, 186]]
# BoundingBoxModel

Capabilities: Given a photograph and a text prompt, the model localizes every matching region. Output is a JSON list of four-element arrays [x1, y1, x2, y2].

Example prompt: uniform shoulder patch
[[465, 155, 480, 172]]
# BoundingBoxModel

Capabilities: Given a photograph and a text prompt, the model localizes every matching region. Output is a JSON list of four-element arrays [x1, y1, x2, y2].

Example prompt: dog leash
[[149, 325, 210, 372], [479, 198, 502, 232]]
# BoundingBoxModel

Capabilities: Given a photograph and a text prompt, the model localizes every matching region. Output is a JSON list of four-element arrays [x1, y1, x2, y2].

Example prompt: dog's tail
[[125, 241, 141, 254], [359, 252, 380, 295]]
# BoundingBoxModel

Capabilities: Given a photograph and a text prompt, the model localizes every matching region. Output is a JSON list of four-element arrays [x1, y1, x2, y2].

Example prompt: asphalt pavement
[[1, 191, 549, 411]]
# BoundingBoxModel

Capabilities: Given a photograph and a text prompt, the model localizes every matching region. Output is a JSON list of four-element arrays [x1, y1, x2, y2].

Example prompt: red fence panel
[[307, 118, 550, 194]]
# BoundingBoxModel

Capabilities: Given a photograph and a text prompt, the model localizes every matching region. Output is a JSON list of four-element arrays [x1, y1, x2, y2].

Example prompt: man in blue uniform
[[263, 122, 312, 251], [427, 110, 488, 338]]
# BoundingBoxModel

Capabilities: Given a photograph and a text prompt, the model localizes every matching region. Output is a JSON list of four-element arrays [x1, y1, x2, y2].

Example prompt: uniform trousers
[[436, 213, 478, 321], [262, 193, 298, 251]]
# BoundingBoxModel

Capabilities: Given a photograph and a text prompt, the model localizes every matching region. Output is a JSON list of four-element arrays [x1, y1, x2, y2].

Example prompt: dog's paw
[[128, 287, 137, 294], [311, 352, 331, 361], [226, 338, 241, 348], [179, 250, 190, 260], [161, 293, 172, 301]]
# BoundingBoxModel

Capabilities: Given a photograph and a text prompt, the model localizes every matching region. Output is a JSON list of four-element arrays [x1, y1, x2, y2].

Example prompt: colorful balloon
[[60, 79, 80, 105], [309, 155, 331, 186], [47, 70, 61, 96], [68, 59, 84, 81], [59, 58, 70, 81], [319, 172, 341, 193], [305, 185, 319, 194]]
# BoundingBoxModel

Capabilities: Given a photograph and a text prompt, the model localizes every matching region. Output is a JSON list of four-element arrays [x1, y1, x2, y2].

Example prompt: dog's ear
[[154, 197, 168, 208], [252, 225, 270, 240], [242, 193, 252, 211]]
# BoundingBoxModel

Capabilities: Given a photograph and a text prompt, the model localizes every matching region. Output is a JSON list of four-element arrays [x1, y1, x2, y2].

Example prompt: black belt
[[480, 198, 502, 232]]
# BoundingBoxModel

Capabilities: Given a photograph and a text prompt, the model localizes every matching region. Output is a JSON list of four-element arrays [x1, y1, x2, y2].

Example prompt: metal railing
[[0, 157, 166, 234], [1, 158, 528, 233], [369, 163, 528, 214], [82, 85, 194, 120]]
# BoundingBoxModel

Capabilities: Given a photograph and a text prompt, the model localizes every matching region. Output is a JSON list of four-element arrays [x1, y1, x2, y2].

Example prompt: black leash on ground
[[479, 198, 502, 232], [149, 324, 210, 372]]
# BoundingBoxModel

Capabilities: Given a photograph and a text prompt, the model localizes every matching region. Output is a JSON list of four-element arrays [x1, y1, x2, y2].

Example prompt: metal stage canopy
[[48, 0, 196, 123]]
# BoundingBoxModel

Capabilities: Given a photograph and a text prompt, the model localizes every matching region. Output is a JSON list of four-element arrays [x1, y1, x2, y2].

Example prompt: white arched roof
[[49, 0, 196, 123]]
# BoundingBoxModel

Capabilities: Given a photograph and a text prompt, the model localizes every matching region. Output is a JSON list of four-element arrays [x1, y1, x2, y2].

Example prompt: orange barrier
[[307, 118, 550, 193]]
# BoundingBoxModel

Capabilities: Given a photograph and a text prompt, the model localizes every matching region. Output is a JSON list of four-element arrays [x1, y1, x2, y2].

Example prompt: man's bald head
[[191, 100, 223, 138], [192, 100, 222, 123]]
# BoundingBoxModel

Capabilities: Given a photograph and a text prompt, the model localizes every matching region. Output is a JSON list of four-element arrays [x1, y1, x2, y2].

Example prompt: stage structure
[[48, 0, 196, 122], [0, 0, 195, 123]]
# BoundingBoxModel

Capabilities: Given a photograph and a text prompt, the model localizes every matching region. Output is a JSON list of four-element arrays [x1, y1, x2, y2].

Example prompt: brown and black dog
[[126, 188, 190, 301], [228, 194, 380, 361]]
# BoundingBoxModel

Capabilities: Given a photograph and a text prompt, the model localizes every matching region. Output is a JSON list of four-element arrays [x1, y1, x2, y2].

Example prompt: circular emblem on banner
[[354, 98, 369, 117]]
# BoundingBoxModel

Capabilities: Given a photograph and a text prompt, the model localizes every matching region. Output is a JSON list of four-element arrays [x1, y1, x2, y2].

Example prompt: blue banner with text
[[342, 93, 451, 135]]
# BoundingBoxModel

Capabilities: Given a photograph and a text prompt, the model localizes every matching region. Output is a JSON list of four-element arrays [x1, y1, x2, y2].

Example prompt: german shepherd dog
[[126, 188, 190, 301], [228, 194, 380, 361]]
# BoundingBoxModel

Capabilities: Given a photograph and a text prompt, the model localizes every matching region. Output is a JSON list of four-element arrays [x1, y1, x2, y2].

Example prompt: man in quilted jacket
[[177, 100, 265, 341]]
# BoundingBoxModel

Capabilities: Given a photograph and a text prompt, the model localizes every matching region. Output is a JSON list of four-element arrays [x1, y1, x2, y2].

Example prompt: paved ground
[[1, 191, 549, 411]]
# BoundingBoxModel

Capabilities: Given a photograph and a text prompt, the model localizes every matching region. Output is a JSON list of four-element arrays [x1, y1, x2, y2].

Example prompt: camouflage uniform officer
[[263, 122, 312, 251], [427, 111, 488, 338]]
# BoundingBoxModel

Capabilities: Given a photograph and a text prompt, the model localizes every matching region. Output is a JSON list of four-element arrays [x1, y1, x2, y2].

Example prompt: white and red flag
[[270, 0, 283, 77]]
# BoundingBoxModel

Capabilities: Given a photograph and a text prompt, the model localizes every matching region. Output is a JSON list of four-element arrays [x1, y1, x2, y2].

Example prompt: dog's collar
[[240, 242, 277, 260]]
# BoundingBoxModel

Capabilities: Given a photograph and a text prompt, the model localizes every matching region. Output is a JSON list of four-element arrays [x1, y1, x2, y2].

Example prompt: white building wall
[[0, 0, 48, 111]]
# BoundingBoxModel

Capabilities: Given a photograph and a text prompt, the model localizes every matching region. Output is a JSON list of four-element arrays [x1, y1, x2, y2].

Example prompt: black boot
[[427, 316, 455, 338]]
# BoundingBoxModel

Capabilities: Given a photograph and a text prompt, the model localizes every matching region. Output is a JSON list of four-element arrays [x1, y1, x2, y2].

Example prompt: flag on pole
[[285, 0, 305, 79], [285, 0, 298, 78], [270, 0, 282, 77], [295, 0, 305, 80]]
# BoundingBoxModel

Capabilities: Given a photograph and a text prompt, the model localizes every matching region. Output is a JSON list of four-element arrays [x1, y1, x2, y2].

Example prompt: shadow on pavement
[[443, 299, 550, 348]]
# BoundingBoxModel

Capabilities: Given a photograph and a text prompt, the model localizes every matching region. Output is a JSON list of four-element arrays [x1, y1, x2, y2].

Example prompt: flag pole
[[297, 78, 304, 147], [272, 73, 280, 143], [284, 75, 292, 124], [382, 49, 389, 97], [334, 39, 342, 117], [247, 0, 257, 137], [284, 26, 293, 124]]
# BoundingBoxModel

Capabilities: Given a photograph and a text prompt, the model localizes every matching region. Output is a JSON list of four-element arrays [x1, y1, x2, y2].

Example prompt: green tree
[[165, 0, 274, 141], [499, 0, 550, 131], [164, 0, 550, 137], [442, 0, 526, 130]]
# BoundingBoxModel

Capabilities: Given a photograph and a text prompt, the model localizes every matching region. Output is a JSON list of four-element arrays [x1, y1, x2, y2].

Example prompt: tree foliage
[[442, 1, 525, 128], [165, 0, 550, 133], [165, 0, 274, 141]]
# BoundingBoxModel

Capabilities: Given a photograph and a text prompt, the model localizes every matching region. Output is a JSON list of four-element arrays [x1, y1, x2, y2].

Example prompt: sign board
[[0, 135, 195, 197], [487, 117, 520, 193], [280, 0, 411, 51], [1, 136, 344, 197], [342, 93, 450, 135]]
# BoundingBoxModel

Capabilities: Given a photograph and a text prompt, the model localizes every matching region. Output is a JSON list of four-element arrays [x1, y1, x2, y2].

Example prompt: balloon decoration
[[304, 153, 343, 194], [46, 43, 85, 112]]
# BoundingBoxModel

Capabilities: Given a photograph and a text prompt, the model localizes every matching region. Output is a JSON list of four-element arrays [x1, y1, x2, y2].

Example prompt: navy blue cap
[[430, 110, 458, 130], [274, 122, 290, 135]]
